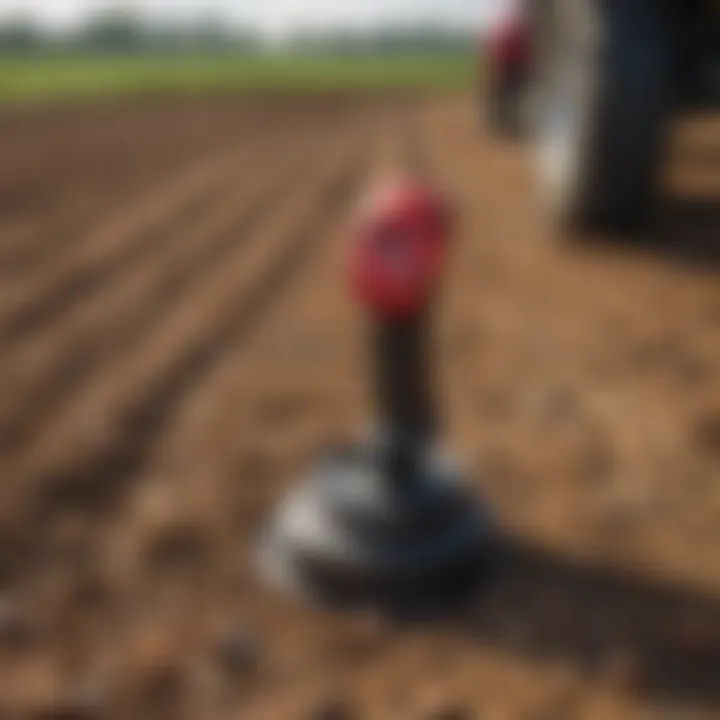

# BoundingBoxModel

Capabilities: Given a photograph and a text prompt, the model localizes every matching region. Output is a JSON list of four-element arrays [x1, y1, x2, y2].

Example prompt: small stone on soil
[[425, 705, 472, 720], [306, 697, 354, 720], [214, 626, 260, 675], [598, 647, 641, 688], [30, 685, 107, 720], [0, 593, 34, 648], [667, 615, 720, 657]]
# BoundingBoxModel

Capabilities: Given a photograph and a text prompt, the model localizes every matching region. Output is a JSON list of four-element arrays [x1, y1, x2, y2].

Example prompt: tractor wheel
[[533, 0, 674, 235]]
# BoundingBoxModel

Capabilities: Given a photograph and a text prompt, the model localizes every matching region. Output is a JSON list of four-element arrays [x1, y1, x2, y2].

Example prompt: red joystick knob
[[347, 180, 452, 318]]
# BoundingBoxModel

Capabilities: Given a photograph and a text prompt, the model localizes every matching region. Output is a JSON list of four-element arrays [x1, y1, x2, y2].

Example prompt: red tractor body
[[486, 1, 531, 75], [483, 0, 532, 135]]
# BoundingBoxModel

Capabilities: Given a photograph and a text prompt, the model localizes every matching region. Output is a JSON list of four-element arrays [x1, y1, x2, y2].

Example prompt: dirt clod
[[0, 593, 35, 649], [425, 704, 473, 720], [213, 626, 261, 676], [306, 697, 355, 720]]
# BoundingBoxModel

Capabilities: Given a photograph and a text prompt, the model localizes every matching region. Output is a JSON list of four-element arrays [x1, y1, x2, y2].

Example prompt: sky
[[0, 0, 495, 37]]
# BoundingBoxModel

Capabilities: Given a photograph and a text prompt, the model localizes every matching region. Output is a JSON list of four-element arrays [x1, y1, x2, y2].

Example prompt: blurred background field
[[0, 7, 477, 103], [0, 54, 474, 103]]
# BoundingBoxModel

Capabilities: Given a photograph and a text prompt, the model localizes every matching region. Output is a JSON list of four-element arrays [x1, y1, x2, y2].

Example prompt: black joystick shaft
[[373, 311, 435, 438], [372, 311, 437, 485]]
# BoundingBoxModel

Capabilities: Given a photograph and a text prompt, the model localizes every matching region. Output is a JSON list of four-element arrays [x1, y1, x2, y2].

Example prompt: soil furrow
[[3, 139, 366, 534], [0, 117, 249, 275], [0, 102, 343, 270], [0, 142, 263, 344], [0, 136, 323, 454]]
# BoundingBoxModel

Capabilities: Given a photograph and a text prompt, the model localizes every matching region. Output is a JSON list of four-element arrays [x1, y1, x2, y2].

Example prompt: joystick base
[[258, 437, 503, 614]]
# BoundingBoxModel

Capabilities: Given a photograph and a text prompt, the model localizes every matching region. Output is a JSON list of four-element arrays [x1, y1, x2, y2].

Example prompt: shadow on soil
[[581, 197, 720, 270], [649, 197, 720, 267], [451, 539, 720, 707]]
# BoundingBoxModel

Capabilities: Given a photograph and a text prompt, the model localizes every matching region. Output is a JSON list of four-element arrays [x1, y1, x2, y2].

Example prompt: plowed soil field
[[0, 95, 720, 719]]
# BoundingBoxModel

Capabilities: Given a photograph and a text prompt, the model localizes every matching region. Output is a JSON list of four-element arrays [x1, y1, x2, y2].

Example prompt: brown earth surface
[[0, 94, 719, 719]]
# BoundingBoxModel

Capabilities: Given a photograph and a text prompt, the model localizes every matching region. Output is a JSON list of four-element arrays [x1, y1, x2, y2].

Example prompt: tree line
[[0, 10, 475, 55], [0, 11, 261, 54]]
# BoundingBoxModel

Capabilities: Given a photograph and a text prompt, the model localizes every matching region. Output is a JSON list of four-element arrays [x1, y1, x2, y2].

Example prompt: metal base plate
[[257, 440, 503, 615]]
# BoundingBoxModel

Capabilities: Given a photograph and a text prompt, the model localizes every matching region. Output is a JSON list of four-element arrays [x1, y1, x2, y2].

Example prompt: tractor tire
[[533, 0, 674, 235]]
